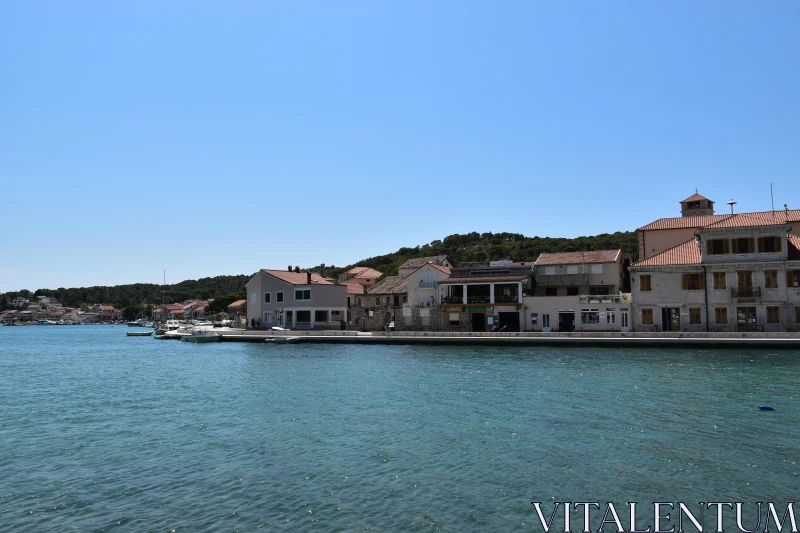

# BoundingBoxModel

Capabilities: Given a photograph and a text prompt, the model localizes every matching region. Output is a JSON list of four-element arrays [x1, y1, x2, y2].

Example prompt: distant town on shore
[[3, 191, 799, 333]]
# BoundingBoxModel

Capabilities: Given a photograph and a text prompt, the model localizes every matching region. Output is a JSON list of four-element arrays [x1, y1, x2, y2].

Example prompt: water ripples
[[1, 327, 799, 530]]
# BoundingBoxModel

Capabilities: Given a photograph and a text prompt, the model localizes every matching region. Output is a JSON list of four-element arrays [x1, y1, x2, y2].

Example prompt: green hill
[[316, 231, 638, 279]]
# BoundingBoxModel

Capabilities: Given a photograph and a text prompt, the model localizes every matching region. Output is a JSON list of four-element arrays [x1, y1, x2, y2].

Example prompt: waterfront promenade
[[209, 329, 800, 348]]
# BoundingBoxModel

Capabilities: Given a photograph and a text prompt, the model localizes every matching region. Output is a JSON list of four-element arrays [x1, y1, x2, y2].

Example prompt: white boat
[[166, 320, 180, 330], [181, 328, 220, 343], [37, 319, 58, 325], [127, 318, 149, 327], [264, 336, 299, 344], [126, 330, 153, 337]]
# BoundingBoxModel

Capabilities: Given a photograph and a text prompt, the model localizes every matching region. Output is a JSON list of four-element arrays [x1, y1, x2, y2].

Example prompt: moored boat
[[181, 329, 220, 343]]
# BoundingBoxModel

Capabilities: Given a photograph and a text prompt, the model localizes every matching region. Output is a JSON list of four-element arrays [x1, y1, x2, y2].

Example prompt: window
[[566, 287, 579, 296], [732, 238, 755, 254], [767, 307, 780, 324], [689, 308, 701, 325], [787, 271, 800, 288], [713, 272, 727, 290], [758, 237, 782, 253], [277, 292, 284, 303], [448, 312, 460, 327], [581, 309, 600, 324], [332, 310, 341, 317], [683, 273, 705, 290], [250, 293, 256, 303], [264, 293, 271, 303], [764, 271, 779, 289], [707, 239, 729, 255], [544, 266, 556, 275], [641, 308, 653, 325], [715, 307, 728, 324], [640, 275, 652, 292], [295, 289, 311, 301], [606, 309, 616, 324], [545, 288, 558, 296], [264, 312, 273, 323], [591, 264, 603, 274], [566, 265, 579, 274], [315, 310, 328, 322], [542, 314, 550, 328]]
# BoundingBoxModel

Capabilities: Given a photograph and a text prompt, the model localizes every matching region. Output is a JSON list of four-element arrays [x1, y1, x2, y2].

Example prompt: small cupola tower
[[680, 191, 715, 217]]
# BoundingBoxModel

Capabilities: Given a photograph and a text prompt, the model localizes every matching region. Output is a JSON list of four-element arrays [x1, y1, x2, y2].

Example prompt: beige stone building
[[631, 213, 800, 332]]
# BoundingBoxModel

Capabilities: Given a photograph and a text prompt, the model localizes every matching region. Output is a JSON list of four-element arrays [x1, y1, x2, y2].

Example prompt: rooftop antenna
[[727, 198, 737, 214], [771, 183, 775, 218]]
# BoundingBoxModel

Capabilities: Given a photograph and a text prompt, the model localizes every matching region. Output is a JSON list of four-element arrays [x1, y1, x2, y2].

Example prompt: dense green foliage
[[1, 230, 638, 313], [316, 231, 638, 279], [0, 275, 252, 312]]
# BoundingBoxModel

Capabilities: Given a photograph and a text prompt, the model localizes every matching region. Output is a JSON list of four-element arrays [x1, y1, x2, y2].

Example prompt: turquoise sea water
[[0, 326, 798, 532]]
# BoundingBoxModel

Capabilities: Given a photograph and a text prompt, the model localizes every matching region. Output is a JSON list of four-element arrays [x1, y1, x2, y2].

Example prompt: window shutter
[[723, 240, 729, 254], [682, 274, 689, 290], [777, 238, 782, 252], [748, 239, 755, 253], [731, 239, 738, 254], [706, 241, 713, 255], [789, 271, 795, 287], [699, 274, 705, 289], [757, 237, 764, 253]]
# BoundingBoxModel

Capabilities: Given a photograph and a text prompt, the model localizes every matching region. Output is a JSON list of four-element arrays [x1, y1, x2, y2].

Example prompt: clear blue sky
[[1, 1, 798, 292]]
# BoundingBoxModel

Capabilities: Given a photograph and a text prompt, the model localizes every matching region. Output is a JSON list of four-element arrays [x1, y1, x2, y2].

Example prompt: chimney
[[295, 266, 300, 273], [288, 265, 292, 272], [320, 263, 326, 277], [307, 272, 312, 284]]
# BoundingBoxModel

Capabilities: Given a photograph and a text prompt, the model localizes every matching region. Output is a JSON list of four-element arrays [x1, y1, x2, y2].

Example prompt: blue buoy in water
[[759, 406, 775, 411]]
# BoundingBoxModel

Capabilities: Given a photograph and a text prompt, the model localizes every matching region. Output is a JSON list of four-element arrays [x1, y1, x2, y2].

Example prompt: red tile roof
[[682, 193, 710, 203], [344, 283, 365, 295], [227, 300, 247, 309], [439, 274, 530, 284], [637, 210, 800, 231], [631, 239, 701, 267], [788, 235, 800, 261], [262, 269, 334, 285], [430, 264, 451, 275], [534, 250, 620, 266], [353, 268, 382, 279], [703, 213, 791, 229]]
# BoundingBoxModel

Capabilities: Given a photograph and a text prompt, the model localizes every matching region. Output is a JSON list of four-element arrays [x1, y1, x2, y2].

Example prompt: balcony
[[417, 281, 437, 289], [731, 287, 761, 299]]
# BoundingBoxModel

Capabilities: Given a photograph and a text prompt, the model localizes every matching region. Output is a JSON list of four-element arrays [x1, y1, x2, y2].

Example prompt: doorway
[[471, 313, 486, 332], [662, 307, 681, 331], [620, 309, 629, 332], [498, 312, 520, 332], [737, 307, 758, 331], [558, 312, 575, 332]]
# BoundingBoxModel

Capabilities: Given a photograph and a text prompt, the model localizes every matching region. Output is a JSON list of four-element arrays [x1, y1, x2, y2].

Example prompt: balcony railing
[[417, 281, 437, 289], [494, 294, 519, 303], [536, 274, 590, 286], [731, 287, 761, 298], [579, 294, 625, 304], [442, 296, 463, 304]]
